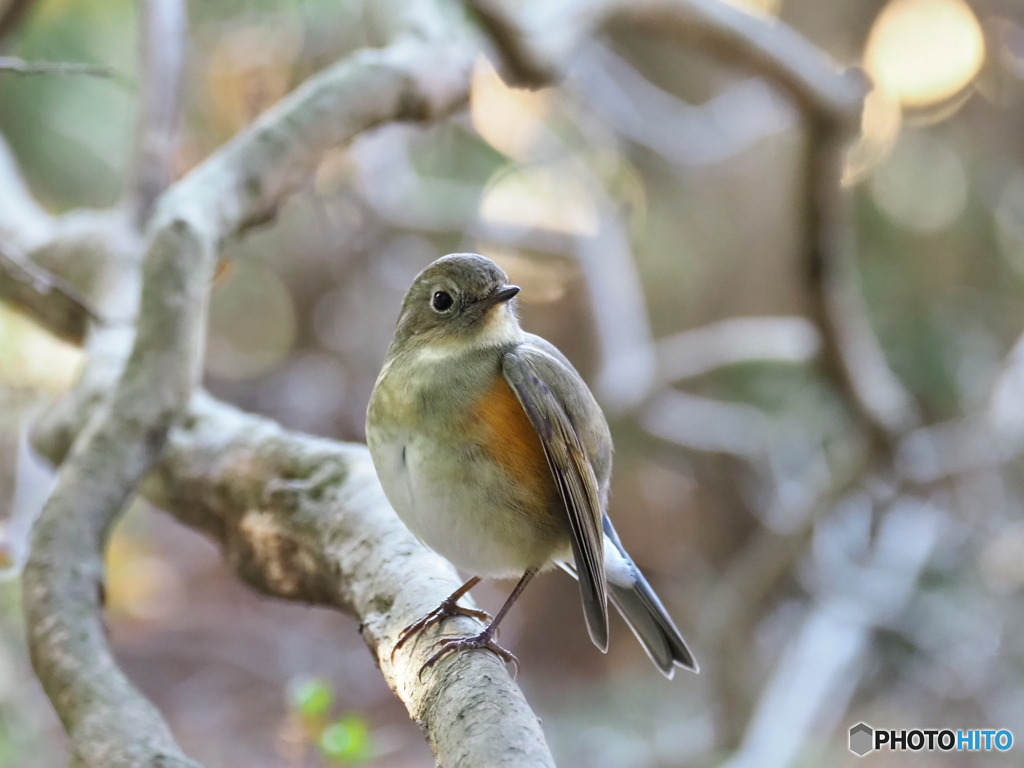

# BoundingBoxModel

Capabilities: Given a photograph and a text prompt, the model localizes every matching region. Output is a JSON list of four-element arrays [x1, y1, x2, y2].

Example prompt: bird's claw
[[391, 599, 492, 661], [418, 630, 520, 680]]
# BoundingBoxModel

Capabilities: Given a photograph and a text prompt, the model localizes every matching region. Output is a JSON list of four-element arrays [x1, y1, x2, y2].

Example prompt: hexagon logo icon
[[849, 723, 874, 757]]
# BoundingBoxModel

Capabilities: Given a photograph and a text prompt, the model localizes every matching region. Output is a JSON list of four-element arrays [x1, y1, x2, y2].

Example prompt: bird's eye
[[431, 290, 454, 313]]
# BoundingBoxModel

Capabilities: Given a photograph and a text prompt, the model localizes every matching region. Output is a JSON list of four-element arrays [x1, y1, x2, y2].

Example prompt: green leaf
[[287, 676, 334, 719], [318, 714, 371, 764]]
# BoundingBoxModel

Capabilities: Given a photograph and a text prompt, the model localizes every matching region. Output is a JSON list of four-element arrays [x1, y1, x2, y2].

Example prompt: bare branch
[[0, 242, 97, 344], [655, 316, 820, 385], [22, 7, 526, 766], [126, 0, 186, 226], [465, 0, 914, 449], [463, 0, 558, 88], [23, 218, 209, 768], [463, 0, 866, 127], [143, 393, 557, 768], [601, 0, 866, 126], [803, 128, 919, 444], [642, 389, 775, 457], [571, 43, 797, 169], [0, 56, 113, 76]]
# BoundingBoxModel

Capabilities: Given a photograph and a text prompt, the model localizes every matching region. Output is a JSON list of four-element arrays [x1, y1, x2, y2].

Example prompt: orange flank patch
[[472, 374, 556, 504]]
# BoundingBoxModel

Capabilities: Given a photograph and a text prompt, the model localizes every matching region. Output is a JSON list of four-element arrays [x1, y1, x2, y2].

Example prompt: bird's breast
[[466, 373, 556, 505], [366, 355, 567, 576]]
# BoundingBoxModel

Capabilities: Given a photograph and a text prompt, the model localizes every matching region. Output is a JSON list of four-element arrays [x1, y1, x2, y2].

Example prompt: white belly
[[367, 428, 567, 578]]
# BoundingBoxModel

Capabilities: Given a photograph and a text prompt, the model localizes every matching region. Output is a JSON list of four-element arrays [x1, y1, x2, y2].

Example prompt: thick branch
[[22, 218, 210, 768], [22, 9, 524, 767], [9, 1, 903, 766], [143, 393, 557, 767]]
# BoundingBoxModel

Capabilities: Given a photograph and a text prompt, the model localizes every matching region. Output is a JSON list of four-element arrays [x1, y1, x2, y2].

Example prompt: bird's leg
[[391, 576, 491, 660], [420, 569, 538, 679]]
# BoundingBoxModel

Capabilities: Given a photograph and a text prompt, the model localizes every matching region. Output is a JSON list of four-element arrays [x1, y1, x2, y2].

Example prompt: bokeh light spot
[[869, 131, 967, 234], [480, 163, 599, 236], [105, 532, 185, 622], [470, 57, 550, 161], [865, 0, 985, 108], [0, 305, 83, 393], [206, 262, 297, 380], [981, 521, 1024, 593], [843, 86, 903, 185]]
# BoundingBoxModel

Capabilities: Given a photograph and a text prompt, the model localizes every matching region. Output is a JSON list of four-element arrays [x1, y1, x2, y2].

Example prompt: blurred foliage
[[285, 677, 374, 765]]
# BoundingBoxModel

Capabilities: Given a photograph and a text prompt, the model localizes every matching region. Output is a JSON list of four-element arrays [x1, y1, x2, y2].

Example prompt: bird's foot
[[419, 628, 519, 680], [391, 598, 492, 661]]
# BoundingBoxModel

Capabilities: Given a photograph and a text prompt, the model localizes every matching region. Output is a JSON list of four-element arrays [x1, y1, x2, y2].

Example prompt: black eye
[[431, 290, 454, 312]]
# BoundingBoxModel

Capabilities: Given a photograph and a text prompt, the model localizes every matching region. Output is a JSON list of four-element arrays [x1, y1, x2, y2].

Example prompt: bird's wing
[[502, 345, 609, 651]]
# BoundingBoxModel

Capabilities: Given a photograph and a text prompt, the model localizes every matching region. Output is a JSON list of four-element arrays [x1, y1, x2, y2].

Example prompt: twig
[[126, 0, 186, 226], [0, 243, 98, 345], [718, 496, 943, 768], [655, 316, 820, 385], [571, 43, 796, 169], [0, 56, 113, 76], [574, 180, 658, 412], [641, 389, 775, 457], [601, 0, 866, 126]]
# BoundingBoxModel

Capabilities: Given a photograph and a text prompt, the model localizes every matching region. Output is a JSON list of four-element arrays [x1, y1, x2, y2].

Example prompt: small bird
[[366, 253, 697, 678]]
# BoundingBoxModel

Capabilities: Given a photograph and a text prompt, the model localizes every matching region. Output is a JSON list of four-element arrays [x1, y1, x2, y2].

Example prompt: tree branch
[[19, 6, 555, 766], [126, 0, 186, 226], [803, 126, 919, 446], [0, 56, 113, 76], [144, 393, 557, 767], [463, 0, 865, 126], [0, 241, 97, 344], [465, 0, 915, 447], [3, 0, 913, 765]]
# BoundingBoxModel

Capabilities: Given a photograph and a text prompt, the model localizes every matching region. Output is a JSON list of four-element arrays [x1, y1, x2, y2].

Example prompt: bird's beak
[[480, 284, 520, 308]]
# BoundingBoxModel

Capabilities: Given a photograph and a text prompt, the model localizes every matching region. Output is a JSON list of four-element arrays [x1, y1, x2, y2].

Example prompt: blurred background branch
[[0, 242, 96, 344], [126, 0, 186, 225], [0, 56, 113, 75]]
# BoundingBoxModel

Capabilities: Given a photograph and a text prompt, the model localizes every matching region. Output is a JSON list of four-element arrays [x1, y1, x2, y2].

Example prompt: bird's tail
[[560, 516, 698, 678], [607, 564, 698, 678]]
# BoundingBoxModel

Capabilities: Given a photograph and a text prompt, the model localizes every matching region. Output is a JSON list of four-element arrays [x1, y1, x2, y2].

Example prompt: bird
[[365, 253, 697, 678]]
